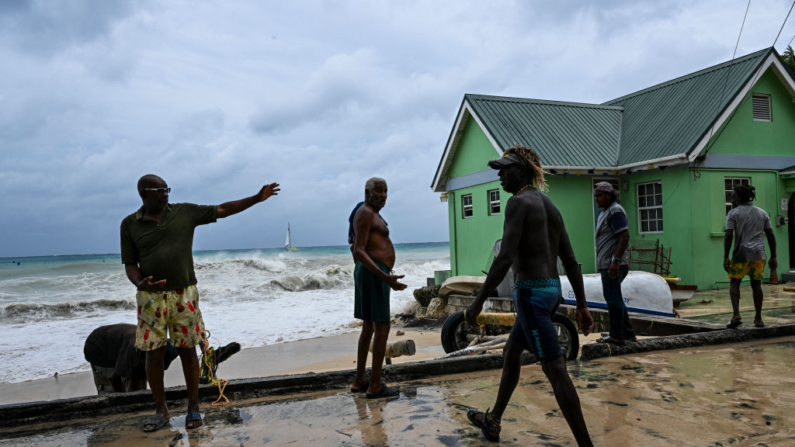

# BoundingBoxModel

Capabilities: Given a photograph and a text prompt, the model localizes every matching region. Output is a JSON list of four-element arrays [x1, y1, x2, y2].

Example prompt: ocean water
[[0, 243, 450, 384]]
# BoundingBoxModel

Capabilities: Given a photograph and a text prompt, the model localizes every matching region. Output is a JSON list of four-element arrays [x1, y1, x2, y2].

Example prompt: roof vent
[[752, 94, 771, 121]]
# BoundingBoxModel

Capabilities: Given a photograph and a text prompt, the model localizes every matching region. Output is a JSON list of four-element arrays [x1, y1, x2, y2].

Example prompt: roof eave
[[689, 50, 795, 162]]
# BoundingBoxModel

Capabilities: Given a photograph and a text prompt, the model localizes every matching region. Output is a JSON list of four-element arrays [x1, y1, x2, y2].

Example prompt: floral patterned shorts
[[728, 260, 766, 281], [135, 285, 206, 351]]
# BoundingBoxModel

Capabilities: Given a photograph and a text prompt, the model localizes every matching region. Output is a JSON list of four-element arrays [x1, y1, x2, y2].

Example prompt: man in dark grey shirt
[[593, 182, 635, 344], [724, 185, 776, 328]]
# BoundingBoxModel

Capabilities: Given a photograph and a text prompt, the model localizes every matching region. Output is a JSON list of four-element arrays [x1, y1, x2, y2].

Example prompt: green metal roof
[[433, 48, 786, 191], [604, 48, 771, 165], [465, 94, 623, 167]]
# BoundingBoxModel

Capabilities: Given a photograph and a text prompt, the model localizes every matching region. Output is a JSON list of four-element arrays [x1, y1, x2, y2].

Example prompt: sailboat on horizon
[[284, 222, 299, 252]]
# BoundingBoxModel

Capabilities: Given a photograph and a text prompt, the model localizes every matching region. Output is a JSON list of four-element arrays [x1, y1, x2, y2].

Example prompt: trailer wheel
[[441, 310, 579, 360], [552, 313, 579, 361], [442, 311, 478, 353]]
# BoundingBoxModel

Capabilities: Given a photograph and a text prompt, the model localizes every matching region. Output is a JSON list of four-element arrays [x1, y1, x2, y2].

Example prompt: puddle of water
[[679, 283, 795, 320], [3, 337, 795, 446]]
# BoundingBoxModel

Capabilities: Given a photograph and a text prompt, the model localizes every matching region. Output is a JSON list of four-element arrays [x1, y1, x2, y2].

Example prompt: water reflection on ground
[[679, 283, 795, 326], [3, 336, 795, 446]]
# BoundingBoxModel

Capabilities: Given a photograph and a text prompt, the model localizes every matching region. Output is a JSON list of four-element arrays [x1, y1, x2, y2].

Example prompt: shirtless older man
[[350, 177, 407, 399], [464, 146, 594, 446]]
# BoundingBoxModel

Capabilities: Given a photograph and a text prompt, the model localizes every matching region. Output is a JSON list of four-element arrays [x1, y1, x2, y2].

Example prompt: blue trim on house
[[446, 169, 499, 191], [562, 299, 676, 317], [699, 154, 795, 170]]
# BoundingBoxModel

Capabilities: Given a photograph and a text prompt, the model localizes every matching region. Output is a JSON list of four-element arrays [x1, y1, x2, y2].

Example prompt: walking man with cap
[[121, 174, 279, 432], [464, 146, 594, 446], [724, 184, 776, 328], [593, 181, 636, 345]]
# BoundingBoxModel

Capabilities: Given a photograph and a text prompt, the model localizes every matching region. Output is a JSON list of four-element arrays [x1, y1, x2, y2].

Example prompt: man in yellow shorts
[[121, 174, 279, 432], [723, 184, 776, 329]]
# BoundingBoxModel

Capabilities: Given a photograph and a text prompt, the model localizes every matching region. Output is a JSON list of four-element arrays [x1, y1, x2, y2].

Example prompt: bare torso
[[510, 189, 565, 282], [356, 205, 396, 270]]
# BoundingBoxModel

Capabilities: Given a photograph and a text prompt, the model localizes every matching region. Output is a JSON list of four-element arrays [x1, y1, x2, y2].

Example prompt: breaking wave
[[269, 264, 353, 292], [0, 299, 135, 323]]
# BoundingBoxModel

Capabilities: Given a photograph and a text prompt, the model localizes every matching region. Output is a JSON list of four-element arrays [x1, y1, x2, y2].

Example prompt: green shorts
[[354, 260, 391, 322]]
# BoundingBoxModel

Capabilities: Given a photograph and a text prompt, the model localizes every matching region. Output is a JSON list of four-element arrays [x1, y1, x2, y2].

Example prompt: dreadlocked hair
[[733, 184, 756, 203], [504, 145, 548, 192]]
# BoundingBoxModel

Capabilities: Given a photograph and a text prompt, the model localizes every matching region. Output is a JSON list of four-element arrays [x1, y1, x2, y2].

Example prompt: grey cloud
[[1, 0, 792, 257], [0, 0, 138, 56]]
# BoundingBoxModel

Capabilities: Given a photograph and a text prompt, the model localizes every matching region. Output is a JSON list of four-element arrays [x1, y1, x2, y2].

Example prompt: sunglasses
[[143, 187, 171, 195]]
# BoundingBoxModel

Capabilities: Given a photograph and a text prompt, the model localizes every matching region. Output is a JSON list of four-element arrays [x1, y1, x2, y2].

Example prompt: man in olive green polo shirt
[[121, 174, 279, 432]]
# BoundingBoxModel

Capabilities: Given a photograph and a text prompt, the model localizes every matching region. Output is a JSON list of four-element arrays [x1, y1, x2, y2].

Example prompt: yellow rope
[[201, 338, 230, 407]]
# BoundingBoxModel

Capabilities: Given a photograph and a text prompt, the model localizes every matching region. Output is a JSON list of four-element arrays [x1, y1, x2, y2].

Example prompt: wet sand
[[4, 336, 794, 446], [0, 329, 444, 406]]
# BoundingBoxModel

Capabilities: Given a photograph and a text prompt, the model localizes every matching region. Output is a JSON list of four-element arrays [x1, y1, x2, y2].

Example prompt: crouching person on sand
[[121, 174, 279, 432], [349, 177, 407, 399], [84, 323, 178, 394]]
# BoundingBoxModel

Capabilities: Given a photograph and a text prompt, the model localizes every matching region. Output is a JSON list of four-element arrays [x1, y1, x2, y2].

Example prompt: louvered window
[[752, 94, 771, 121]]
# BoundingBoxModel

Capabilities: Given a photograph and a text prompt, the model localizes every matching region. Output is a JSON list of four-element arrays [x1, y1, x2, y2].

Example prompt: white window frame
[[487, 189, 500, 216], [724, 177, 751, 216], [462, 194, 473, 219], [752, 94, 771, 122], [637, 181, 663, 234]]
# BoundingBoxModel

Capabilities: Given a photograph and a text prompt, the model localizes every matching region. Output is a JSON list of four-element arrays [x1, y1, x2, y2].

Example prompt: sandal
[[754, 319, 765, 328], [142, 414, 169, 433], [596, 335, 625, 345], [365, 384, 400, 400], [350, 379, 370, 393], [726, 317, 742, 329], [467, 408, 501, 442], [185, 412, 203, 430]]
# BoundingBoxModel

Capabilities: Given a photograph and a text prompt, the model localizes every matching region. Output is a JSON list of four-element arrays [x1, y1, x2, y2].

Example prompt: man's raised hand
[[137, 276, 166, 292], [257, 183, 281, 202]]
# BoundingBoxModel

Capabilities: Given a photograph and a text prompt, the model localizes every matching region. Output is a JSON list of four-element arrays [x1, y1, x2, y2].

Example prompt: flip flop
[[365, 384, 400, 400], [350, 380, 370, 393], [185, 412, 203, 430], [142, 415, 169, 433], [467, 408, 501, 442], [726, 317, 742, 329], [596, 335, 625, 345], [754, 319, 765, 328]]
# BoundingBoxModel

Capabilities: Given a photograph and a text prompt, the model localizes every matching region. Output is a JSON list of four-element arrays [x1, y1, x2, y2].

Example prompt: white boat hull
[[560, 271, 675, 317]]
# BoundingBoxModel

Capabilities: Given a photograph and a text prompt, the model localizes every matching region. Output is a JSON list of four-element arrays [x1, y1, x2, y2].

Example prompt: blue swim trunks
[[508, 278, 562, 361]]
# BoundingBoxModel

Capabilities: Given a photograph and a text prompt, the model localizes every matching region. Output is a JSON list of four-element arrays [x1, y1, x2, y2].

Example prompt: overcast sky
[[2, 0, 794, 257]]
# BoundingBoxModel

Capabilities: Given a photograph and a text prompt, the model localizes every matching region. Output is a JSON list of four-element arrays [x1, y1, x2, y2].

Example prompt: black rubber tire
[[552, 312, 579, 361], [441, 311, 470, 354], [441, 310, 579, 360]]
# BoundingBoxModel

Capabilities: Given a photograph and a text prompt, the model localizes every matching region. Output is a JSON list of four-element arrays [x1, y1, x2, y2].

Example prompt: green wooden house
[[432, 48, 795, 290]]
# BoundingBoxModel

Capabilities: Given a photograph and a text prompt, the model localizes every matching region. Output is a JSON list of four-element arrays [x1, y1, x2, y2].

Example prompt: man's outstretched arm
[[465, 197, 525, 325], [217, 183, 280, 219], [558, 224, 593, 335]]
